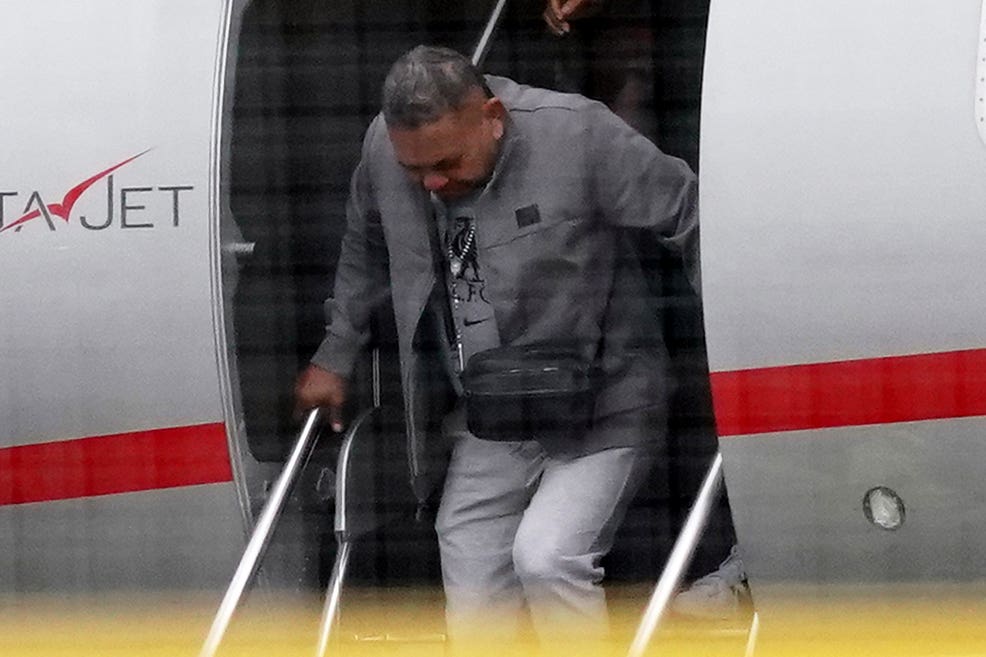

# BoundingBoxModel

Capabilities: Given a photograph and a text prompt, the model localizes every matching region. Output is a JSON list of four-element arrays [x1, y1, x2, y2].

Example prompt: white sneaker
[[671, 545, 749, 620]]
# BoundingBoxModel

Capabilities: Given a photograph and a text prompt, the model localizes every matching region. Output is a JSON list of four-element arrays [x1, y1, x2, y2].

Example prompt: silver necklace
[[447, 223, 476, 278]]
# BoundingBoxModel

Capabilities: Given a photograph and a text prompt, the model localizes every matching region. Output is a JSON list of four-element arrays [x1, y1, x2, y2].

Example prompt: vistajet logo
[[0, 150, 195, 235]]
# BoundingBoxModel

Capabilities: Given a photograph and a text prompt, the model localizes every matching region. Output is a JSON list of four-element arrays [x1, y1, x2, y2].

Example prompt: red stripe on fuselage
[[710, 348, 986, 437], [0, 423, 232, 506]]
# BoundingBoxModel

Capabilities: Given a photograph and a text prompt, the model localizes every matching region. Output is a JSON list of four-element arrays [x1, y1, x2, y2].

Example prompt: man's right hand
[[543, 0, 604, 36], [294, 364, 348, 433]]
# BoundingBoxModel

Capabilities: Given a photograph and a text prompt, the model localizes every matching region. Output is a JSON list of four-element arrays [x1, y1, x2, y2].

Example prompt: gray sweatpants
[[435, 414, 657, 645]]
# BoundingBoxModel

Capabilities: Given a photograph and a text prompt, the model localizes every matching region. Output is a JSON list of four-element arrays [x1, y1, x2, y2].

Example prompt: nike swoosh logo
[[463, 317, 490, 327]]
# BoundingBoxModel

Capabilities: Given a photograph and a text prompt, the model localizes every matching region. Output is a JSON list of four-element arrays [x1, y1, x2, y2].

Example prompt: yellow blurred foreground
[[1, 583, 985, 657]]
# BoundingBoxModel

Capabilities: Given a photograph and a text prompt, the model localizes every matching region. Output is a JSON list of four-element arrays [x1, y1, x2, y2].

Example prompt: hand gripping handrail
[[198, 408, 324, 657], [626, 452, 725, 657]]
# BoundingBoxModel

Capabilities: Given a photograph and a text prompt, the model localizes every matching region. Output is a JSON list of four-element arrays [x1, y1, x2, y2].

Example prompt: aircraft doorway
[[225, 0, 727, 600]]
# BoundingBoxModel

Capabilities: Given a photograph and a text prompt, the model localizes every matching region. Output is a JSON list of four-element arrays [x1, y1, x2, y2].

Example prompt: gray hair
[[382, 45, 490, 129]]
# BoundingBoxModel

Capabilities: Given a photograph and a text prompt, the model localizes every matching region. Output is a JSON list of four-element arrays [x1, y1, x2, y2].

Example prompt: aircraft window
[[862, 486, 906, 531]]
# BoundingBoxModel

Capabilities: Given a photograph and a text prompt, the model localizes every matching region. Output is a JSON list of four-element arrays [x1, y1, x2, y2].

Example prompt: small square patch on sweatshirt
[[515, 204, 540, 228]]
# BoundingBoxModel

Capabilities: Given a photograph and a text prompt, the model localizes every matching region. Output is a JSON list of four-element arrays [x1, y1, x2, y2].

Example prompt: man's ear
[[483, 97, 506, 140]]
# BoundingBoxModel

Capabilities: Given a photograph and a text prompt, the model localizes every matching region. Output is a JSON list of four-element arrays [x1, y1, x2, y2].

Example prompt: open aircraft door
[[0, 0, 265, 594], [701, 0, 986, 615]]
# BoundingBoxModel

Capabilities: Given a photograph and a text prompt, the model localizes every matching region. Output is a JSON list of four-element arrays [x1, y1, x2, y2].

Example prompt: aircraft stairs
[[197, 398, 751, 657]]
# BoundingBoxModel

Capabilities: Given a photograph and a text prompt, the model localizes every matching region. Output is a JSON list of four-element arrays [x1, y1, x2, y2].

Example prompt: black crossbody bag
[[461, 343, 599, 442]]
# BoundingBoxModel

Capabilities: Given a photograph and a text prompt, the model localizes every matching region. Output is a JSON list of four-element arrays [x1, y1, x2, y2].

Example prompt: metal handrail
[[198, 408, 324, 657], [315, 405, 383, 657], [626, 452, 725, 657], [471, 0, 508, 68]]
